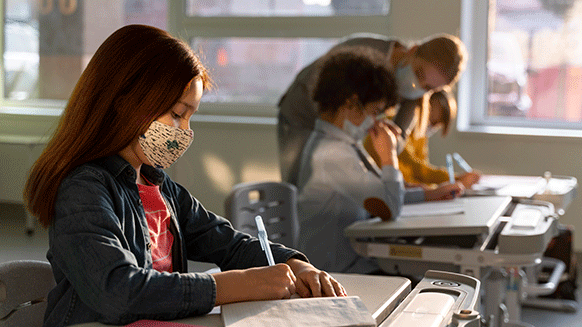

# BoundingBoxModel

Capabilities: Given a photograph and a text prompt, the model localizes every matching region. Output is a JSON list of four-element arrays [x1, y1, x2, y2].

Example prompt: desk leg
[[504, 267, 525, 324], [483, 269, 508, 327]]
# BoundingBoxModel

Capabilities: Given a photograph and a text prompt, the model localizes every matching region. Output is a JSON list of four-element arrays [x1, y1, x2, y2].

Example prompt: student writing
[[23, 25, 346, 327]]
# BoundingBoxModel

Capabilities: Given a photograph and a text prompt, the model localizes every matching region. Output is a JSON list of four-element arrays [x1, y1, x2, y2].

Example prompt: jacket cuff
[[272, 247, 309, 265], [380, 165, 404, 182], [181, 272, 217, 316], [404, 187, 425, 204]]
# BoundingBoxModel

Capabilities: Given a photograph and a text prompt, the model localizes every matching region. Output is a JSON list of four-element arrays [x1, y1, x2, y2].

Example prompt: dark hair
[[24, 24, 212, 228], [312, 46, 398, 114]]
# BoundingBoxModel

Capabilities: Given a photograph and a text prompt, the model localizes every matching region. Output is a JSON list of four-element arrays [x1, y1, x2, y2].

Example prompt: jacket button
[[147, 243, 151, 250]]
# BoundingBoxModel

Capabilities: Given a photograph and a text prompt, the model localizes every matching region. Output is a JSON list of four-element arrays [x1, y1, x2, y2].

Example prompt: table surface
[[72, 272, 411, 327]]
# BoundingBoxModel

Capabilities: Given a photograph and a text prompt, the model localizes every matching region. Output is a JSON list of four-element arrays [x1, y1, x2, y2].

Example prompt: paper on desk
[[468, 175, 546, 198], [125, 320, 199, 326], [221, 295, 375, 327], [400, 199, 465, 217]]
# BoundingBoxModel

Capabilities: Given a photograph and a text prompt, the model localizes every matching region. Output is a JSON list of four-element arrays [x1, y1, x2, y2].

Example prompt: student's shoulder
[[336, 33, 401, 52], [312, 137, 355, 162], [61, 157, 128, 190]]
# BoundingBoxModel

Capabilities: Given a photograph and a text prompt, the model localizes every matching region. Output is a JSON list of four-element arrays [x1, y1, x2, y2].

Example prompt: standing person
[[295, 46, 463, 274], [23, 25, 345, 327], [365, 89, 481, 189], [278, 33, 467, 186]]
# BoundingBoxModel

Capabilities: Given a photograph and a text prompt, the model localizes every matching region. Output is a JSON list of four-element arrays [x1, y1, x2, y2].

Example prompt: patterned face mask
[[138, 120, 194, 169]]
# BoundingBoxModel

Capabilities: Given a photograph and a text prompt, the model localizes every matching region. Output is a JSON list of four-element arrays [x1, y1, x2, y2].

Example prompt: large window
[[2, 0, 167, 105], [2, 0, 390, 117], [459, 0, 582, 136]]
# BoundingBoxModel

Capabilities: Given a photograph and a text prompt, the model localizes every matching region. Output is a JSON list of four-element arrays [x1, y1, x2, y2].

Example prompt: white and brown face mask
[[138, 120, 193, 169]]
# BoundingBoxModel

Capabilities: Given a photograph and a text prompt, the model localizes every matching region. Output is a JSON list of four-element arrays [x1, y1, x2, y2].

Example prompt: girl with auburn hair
[[24, 25, 345, 327]]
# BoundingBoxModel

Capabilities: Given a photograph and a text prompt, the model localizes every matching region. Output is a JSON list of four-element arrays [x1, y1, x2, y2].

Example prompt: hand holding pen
[[451, 152, 481, 188], [453, 152, 473, 172], [254, 215, 347, 298], [255, 215, 276, 266]]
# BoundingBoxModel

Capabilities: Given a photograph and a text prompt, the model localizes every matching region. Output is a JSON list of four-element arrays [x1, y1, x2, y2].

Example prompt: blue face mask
[[395, 64, 427, 100], [343, 115, 375, 141]]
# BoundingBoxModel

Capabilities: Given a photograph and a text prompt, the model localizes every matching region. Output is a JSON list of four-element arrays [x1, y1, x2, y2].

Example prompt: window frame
[[1, 0, 391, 120], [458, 0, 582, 138], [168, 0, 391, 118]]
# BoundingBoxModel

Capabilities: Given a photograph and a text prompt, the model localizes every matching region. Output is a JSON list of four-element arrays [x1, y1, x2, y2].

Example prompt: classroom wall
[[2, 0, 582, 251]]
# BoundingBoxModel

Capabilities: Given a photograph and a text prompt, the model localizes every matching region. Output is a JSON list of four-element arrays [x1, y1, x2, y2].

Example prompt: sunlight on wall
[[241, 161, 281, 183], [202, 153, 235, 194]]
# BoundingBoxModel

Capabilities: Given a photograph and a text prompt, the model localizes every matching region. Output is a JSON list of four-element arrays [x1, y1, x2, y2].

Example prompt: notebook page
[[400, 199, 465, 217], [221, 295, 375, 327]]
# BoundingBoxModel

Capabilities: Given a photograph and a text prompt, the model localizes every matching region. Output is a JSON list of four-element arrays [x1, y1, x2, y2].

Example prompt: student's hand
[[368, 120, 400, 167], [457, 171, 481, 188], [425, 182, 464, 201], [286, 258, 347, 298], [213, 264, 298, 305]]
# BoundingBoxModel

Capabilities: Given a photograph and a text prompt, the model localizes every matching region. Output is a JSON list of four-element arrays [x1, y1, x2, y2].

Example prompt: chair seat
[[0, 260, 55, 327]]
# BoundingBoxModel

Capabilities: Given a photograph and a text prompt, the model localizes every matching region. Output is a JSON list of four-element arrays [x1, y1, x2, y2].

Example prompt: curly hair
[[312, 46, 398, 114]]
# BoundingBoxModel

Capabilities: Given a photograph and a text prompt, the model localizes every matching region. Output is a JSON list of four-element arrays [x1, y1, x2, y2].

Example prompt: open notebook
[[221, 295, 375, 327]]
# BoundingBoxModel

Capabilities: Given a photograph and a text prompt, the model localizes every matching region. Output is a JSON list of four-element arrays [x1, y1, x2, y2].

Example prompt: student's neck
[[118, 147, 145, 185], [320, 110, 347, 129]]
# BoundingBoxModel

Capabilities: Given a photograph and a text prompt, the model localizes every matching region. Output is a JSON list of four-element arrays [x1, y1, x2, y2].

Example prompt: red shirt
[[137, 181, 173, 273]]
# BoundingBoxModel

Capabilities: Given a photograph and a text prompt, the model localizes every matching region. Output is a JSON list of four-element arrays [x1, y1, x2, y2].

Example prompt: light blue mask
[[395, 64, 427, 100], [343, 115, 375, 141]]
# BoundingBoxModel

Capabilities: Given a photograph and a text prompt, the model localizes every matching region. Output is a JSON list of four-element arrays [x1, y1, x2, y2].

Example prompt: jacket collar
[[314, 118, 357, 144], [96, 155, 166, 186]]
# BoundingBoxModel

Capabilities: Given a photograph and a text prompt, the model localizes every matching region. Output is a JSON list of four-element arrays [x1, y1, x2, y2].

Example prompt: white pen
[[446, 154, 455, 184], [255, 215, 275, 266], [453, 152, 473, 173]]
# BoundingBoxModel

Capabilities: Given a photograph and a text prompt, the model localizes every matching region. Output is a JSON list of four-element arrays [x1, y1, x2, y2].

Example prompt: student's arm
[[168, 177, 344, 301], [313, 137, 404, 221], [212, 259, 347, 305], [286, 258, 346, 297], [212, 264, 298, 305]]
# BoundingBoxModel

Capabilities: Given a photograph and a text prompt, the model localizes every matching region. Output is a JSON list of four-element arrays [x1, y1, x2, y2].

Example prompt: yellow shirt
[[363, 132, 450, 187]]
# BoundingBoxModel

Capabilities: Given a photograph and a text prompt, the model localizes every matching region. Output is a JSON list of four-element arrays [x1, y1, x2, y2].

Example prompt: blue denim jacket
[[44, 155, 306, 326]]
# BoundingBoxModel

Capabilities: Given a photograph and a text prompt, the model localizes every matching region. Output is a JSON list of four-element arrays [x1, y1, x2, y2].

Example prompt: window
[[174, 0, 391, 116], [2, 0, 169, 103], [3, 0, 390, 117], [2, 0, 168, 105], [459, 0, 582, 136]]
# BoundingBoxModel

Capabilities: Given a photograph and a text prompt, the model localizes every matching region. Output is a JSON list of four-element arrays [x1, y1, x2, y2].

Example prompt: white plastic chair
[[225, 181, 299, 249], [0, 260, 55, 327]]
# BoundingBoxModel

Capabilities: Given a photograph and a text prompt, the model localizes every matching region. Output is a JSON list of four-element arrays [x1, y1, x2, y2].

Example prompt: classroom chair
[[0, 260, 55, 327], [225, 181, 299, 249]]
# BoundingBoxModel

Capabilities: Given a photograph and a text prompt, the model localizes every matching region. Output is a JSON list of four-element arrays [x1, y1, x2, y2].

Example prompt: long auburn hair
[[24, 24, 211, 228]]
